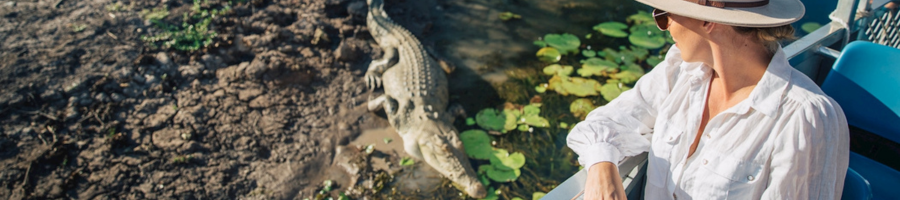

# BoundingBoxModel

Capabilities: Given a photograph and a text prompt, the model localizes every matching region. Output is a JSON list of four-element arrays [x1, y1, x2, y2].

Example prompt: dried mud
[[0, 0, 493, 199]]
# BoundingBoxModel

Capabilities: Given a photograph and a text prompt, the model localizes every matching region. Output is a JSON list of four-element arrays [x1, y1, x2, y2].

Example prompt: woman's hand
[[583, 162, 627, 200]]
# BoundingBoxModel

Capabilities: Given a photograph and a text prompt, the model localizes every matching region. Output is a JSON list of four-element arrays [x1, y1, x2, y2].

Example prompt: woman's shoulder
[[780, 66, 846, 121]]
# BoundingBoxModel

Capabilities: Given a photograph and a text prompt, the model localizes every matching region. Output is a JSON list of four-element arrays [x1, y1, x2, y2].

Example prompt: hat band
[[684, 0, 769, 8]]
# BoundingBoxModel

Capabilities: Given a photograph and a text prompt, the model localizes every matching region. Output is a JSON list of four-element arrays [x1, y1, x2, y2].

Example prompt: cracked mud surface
[[0, 0, 500, 199]]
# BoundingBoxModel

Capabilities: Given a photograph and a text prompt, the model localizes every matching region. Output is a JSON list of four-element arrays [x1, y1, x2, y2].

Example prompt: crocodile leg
[[442, 103, 466, 124], [365, 46, 398, 90], [425, 46, 456, 74], [367, 95, 386, 112]]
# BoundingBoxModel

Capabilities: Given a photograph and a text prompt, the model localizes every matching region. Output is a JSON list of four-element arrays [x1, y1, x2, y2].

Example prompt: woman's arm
[[761, 96, 849, 199], [567, 46, 684, 199]]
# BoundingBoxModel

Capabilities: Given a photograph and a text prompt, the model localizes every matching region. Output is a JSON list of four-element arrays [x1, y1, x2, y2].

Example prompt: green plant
[[71, 23, 87, 32], [499, 12, 521, 21], [141, 0, 229, 51], [105, 2, 128, 12], [460, 130, 493, 159]]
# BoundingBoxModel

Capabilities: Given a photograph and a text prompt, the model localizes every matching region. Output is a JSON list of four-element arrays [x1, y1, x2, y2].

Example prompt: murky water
[[362, 0, 839, 199]]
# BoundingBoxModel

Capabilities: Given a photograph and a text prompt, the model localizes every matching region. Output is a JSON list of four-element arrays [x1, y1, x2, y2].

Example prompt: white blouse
[[567, 45, 850, 199]]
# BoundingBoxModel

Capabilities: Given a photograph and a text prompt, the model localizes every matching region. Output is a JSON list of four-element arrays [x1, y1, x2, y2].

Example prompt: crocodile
[[364, 0, 486, 198]]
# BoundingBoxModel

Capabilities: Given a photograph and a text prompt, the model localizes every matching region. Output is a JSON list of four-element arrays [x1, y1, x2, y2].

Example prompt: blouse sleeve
[[761, 96, 850, 199], [566, 46, 683, 168]]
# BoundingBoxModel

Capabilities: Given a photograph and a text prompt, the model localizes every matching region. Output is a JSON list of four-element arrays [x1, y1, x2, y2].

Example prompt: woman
[[566, 0, 850, 199]]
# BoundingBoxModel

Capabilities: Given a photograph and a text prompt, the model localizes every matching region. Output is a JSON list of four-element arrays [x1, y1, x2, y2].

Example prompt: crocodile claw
[[365, 71, 382, 90]]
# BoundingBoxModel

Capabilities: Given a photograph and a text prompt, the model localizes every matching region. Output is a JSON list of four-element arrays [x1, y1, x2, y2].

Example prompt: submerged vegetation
[[453, 9, 674, 200]]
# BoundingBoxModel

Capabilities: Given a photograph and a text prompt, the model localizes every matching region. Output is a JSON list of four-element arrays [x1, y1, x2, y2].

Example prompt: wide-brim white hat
[[635, 0, 805, 27]]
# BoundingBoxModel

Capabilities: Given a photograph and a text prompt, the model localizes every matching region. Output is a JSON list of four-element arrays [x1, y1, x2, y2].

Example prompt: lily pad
[[533, 192, 547, 200], [476, 109, 506, 131], [535, 85, 547, 93], [512, 198, 524, 200], [460, 130, 493, 160], [533, 40, 547, 47], [466, 117, 476, 126], [503, 108, 521, 131], [536, 47, 561, 63], [544, 33, 581, 55], [646, 55, 664, 66], [593, 21, 629, 38], [582, 49, 597, 57], [560, 122, 569, 129], [613, 64, 645, 84], [523, 104, 541, 116], [629, 46, 649, 61], [570, 98, 596, 119], [542, 64, 573, 77], [599, 81, 632, 101], [578, 57, 618, 77], [521, 115, 550, 127], [563, 77, 602, 97], [480, 164, 521, 182], [480, 187, 499, 200], [629, 34, 666, 49], [627, 10, 654, 25], [801, 22, 822, 34], [628, 24, 667, 49], [491, 149, 526, 170], [517, 124, 529, 132]]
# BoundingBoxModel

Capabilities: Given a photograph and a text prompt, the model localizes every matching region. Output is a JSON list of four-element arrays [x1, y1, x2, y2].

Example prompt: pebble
[[64, 78, 87, 94], [40, 89, 62, 101], [78, 93, 93, 106], [155, 52, 172, 67], [94, 93, 110, 103], [110, 93, 125, 102], [144, 74, 159, 85], [131, 73, 146, 84]]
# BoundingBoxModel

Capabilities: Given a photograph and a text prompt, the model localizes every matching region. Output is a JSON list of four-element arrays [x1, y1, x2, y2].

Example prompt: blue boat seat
[[841, 168, 872, 200], [821, 41, 900, 200]]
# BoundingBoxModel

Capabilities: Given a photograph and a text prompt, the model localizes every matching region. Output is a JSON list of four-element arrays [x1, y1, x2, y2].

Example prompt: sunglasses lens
[[653, 9, 668, 30]]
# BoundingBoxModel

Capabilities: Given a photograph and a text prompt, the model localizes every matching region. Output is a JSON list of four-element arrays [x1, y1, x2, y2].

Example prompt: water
[[376, 0, 840, 198]]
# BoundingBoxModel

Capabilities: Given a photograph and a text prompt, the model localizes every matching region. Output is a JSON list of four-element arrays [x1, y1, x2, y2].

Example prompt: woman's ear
[[703, 21, 715, 33]]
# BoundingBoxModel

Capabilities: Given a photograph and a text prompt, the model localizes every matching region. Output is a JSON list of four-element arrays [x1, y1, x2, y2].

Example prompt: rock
[[151, 128, 185, 151], [249, 96, 272, 108], [238, 89, 263, 101], [131, 73, 146, 84], [179, 64, 202, 78], [40, 89, 63, 101], [63, 78, 87, 94], [110, 93, 125, 102], [65, 106, 79, 121], [335, 41, 359, 61], [179, 141, 202, 153], [78, 93, 93, 106], [94, 93, 110, 103], [212, 90, 225, 98], [144, 74, 159, 85], [244, 58, 267, 78], [155, 52, 172, 67], [200, 54, 225, 69]]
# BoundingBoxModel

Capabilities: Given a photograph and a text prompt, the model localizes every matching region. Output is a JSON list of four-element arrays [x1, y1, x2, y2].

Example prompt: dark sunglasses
[[653, 9, 670, 31]]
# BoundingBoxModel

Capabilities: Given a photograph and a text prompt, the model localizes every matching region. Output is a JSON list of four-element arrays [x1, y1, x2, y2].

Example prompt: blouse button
[[748, 175, 755, 181], [702, 159, 708, 165]]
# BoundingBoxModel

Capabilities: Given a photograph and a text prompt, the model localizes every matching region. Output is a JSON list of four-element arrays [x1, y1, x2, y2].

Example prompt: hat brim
[[635, 0, 805, 27]]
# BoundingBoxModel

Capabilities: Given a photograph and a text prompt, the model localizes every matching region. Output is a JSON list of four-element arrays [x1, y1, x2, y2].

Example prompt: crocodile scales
[[364, 0, 486, 198]]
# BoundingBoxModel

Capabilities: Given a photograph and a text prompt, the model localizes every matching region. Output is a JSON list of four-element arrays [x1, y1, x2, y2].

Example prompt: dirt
[[0, 0, 491, 199]]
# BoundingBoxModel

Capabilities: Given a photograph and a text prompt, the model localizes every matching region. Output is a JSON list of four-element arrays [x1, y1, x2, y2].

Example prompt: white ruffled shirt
[[567, 45, 849, 199]]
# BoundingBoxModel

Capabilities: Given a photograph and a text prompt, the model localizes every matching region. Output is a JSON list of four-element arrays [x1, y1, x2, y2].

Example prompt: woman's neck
[[705, 41, 772, 100]]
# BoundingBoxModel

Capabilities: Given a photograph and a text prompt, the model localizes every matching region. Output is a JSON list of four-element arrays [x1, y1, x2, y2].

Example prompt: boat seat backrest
[[821, 41, 900, 143]]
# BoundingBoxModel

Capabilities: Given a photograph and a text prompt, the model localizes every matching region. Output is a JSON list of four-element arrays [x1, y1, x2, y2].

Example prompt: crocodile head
[[401, 119, 487, 198], [383, 99, 485, 198]]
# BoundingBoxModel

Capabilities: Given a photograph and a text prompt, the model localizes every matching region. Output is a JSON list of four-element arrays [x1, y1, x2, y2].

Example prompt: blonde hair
[[733, 25, 796, 53]]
